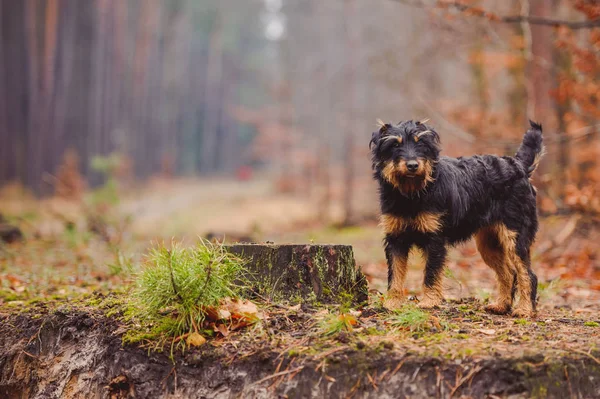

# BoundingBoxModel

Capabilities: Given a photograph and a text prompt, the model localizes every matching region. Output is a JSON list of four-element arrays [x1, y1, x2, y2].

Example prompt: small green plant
[[477, 289, 491, 303], [537, 278, 564, 302], [89, 153, 123, 207], [108, 250, 134, 277], [584, 321, 599, 327], [514, 318, 528, 326], [386, 304, 432, 333], [319, 313, 358, 336], [125, 239, 248, 347]]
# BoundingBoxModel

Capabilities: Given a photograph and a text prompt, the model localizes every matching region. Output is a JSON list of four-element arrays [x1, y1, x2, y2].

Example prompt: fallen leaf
[[211, 322, 229, 337], [338, 314, 358, 327], [223, 298, 259, 318], [186, 332, 206, 347], [478, 329, 496, 336], [289, 303, 302, 311], [203, 306, 232, 321]]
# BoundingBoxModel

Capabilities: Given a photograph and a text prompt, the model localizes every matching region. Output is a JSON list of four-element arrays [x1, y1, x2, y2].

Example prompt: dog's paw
[[383, 295, 405, 310], [417, 296, 443, 309], [511, 307, 535, 319], [484, 302, 511, 315]]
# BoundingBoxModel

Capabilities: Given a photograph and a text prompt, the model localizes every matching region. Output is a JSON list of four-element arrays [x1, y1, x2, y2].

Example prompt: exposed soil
[[1, 296, 599, 399]]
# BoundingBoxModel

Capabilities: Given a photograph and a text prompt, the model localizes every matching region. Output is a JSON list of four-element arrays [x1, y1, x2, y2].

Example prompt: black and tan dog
[[370, 120, 544, 317]]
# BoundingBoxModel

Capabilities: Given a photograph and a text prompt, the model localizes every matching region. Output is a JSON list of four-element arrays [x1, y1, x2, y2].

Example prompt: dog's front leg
[[383, 235, 410, 310], [419, 239, 446, 309]]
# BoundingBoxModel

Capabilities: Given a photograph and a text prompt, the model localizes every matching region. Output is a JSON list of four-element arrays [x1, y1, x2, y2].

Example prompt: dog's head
[[370, 120, 440, 194]]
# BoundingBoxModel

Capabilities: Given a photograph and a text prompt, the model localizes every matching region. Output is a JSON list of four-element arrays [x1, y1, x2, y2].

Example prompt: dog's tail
[[515, 120, 545, 177]]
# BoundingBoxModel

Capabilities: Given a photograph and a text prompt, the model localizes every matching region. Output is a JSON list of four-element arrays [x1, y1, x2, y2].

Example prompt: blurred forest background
[[0, 0, 599, 297]]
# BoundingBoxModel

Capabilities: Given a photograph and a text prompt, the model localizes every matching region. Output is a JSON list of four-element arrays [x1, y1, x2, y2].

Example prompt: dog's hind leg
[[418, 239, 446, 309], [510, 239, 537, 318], [476, 226, 514, 315], [383, 236, 410, 310], [496, 225, 537, 318]]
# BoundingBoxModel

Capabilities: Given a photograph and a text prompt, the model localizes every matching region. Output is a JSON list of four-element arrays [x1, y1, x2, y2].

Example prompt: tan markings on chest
[[380, 212, 444, 234]]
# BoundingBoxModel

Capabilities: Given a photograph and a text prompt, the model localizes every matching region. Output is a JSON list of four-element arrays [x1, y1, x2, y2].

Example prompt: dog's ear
[[376, 119, 392, 135], [370, 119, 392, 150], [415, 119, 440, 144]]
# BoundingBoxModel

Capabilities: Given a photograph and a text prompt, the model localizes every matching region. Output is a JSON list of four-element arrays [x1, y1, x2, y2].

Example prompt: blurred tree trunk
[[42, 0, 59, 187], [201, 10, 223, 174], [0, 2, 7, 182], [341, 0, 358, 226], [529, 0, 555, 129], [25, 0, 41, 192], [470, 41, 489, 152]]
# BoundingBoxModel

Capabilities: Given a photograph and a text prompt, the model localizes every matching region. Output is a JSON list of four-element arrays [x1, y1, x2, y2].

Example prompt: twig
[[251, 366, 305, 386], [313, 346, 348, 361], [564, 366, 574, 399], [570, 349, 600, 366], [389, 359, 406, 380], [249, 289, 290, 310], [436, 366, 443, 398], [449, 366, 482, 398], [22, 350, 38, 359], [347, 378, 361, 399], [366, 372, 379, 392], [161, 366, 176, 389], [268, 358, 287, 391], [287, 364, 303, 381], [172, 333, 191, 343]]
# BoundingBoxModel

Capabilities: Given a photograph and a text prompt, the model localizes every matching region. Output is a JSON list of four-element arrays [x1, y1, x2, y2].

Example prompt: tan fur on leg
[[384, 253, 408, 310], [418, 278, 444, 309], [495, 224, 534, 318], [418, 258, 445, 309], [476, 226, 513, 315]]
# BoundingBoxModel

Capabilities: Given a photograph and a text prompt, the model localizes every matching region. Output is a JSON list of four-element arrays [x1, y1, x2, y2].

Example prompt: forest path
[[119, 178, 318, 238]]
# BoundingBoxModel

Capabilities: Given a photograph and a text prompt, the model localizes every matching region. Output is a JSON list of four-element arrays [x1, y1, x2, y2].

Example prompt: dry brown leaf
[[219, 298, 262, 322], [478, 329, 497, 336], [203, 306, 232, 321], [212, 322, 229, 337], [186, 332, 206, 347]]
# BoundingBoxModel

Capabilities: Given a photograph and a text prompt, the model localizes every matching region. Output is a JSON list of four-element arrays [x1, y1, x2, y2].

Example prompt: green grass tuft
[[124, 239, 248, 347], [386, 304, 432, 333], [319, 313, 358, 336], [584, 321, 599, 327]]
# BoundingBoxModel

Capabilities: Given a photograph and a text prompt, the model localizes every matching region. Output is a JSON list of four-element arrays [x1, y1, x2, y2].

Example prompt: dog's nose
[[406, 160, 419, 172]]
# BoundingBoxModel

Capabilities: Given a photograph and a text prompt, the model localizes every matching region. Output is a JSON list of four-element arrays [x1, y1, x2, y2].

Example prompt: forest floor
[[0, 178, 599, 398]]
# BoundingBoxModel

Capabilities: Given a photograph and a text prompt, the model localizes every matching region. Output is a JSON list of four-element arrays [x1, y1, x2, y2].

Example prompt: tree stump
[[227, 244, 368, 304]]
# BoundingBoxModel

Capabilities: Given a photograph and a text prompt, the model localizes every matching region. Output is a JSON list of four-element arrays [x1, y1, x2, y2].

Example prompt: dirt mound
[[1, 308, 599, 399]]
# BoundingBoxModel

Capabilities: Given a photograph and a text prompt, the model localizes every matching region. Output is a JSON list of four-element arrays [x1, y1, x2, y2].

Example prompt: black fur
[[371, 120, 544, 313]]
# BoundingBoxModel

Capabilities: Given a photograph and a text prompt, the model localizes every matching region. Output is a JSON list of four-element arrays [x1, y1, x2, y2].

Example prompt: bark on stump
[[227, 244, 368, 304]]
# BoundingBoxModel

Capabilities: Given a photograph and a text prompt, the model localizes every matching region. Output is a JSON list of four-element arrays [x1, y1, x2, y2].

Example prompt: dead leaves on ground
[[203, 297, 264, 338]]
